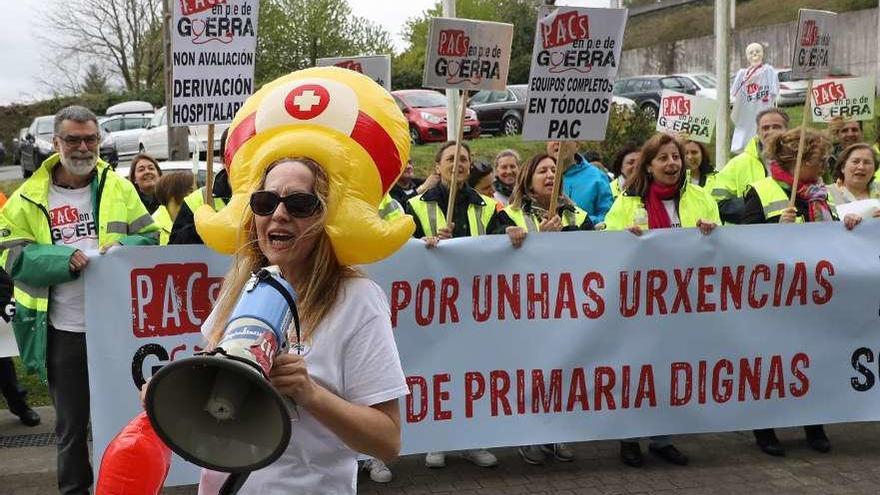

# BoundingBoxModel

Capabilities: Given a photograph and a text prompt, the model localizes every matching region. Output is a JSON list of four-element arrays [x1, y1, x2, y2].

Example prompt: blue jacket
[[562, 154, 613, 224]]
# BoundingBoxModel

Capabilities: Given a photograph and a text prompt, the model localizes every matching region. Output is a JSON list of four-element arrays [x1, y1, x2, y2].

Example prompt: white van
[[100, 101, 155, 163]]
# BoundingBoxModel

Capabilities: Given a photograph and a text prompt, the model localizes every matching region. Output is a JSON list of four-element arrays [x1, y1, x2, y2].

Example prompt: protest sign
[[87, 222, 880, 486], [522, 7, 627, 141], [316, 55, 392, 91], [656, 90, 718, 144], [790, 9, 836, 80], [171, 0, 260, 126], [423, 17, 513, 92], [810, 76, 875, 123]]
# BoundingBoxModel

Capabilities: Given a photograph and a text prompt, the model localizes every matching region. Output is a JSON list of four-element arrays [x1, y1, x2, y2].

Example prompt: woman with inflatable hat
[[405, 141, 505, 250], [193, 67, 415, 494]]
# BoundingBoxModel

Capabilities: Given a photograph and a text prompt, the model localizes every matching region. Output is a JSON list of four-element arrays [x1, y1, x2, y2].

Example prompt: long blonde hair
[[208, 158, 361, 347]]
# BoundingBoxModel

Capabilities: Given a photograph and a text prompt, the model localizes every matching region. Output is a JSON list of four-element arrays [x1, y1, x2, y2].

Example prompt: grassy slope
[[623, 0, 876, 50]]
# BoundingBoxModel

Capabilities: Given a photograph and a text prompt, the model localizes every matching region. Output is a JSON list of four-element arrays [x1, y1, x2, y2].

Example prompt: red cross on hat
[[284, 84, 331, 120]]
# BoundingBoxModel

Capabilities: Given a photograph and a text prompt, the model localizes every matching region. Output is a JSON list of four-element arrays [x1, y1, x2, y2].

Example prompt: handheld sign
[[522, 7, 627, 142], [423, 18, 514, 92], [171, 0, 260, 127], [790, 9, 836, 80], [788, 8, 836, 207], [656, 90, 718, 144], [423, 17, 513, 224], [317, 55, 392, 91], [811, 76, 875, 123]]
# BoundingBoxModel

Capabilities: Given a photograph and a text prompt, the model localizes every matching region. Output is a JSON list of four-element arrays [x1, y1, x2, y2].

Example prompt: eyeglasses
[[58, 134, 100, 148], [250, 190, 321, 217]]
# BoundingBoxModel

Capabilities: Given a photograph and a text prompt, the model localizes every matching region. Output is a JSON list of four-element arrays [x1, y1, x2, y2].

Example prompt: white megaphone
[[144, 266, 299, 474]]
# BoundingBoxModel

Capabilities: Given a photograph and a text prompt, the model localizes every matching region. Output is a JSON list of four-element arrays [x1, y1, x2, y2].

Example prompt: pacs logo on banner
[[87, 223, 880, 486]]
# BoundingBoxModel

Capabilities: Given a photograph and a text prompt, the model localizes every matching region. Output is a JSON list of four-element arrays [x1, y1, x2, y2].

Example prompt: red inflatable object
[[96, 412, 172, 495]]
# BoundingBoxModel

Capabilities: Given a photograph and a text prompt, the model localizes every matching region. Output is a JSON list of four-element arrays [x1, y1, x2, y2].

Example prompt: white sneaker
[[425, 451, 446, 468], [363, 458, 392, 483], [461, 449, 498, 467]]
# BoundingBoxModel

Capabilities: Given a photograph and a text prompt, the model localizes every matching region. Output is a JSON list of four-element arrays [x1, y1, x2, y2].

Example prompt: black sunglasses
[[250, 190, 321, 217]]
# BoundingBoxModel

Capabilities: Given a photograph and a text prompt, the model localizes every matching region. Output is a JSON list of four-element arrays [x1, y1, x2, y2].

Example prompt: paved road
[[0, 165, 23, 182], [3, 407, 880, 495]]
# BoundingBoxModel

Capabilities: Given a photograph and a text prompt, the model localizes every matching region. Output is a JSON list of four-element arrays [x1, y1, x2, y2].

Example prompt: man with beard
[[0, 106, 159, 494], [826, 119, 864, 181]]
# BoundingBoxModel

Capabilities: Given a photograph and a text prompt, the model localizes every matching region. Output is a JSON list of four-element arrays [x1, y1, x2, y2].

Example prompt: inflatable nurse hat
[[194, 67, 414, 265]]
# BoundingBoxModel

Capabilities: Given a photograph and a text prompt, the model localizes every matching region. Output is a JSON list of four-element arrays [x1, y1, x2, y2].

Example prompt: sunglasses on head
[[250, 190, 321, 217]]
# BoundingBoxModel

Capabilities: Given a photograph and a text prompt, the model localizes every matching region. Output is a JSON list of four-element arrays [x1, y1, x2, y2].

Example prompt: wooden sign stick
[[445, 91, 470, 225], [204, 124, 215, 210], [788, 79, 814, 207]]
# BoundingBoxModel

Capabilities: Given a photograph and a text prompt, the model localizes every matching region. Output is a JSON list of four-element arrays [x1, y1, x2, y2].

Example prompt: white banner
[[316, 55, 392, 91], [171, 0, 260, 126], [810, 76, 875, 122], [422, 17, 513, 92], [790, 9, 836, 80], [656, 90, 718, 144], [86, 223, 880, 486], [522, 7, 627, 141]]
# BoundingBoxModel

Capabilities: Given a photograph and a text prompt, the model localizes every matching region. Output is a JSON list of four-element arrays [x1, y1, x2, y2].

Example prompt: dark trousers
[[47, 327, 92, 495], [0, 356, 28, 412]]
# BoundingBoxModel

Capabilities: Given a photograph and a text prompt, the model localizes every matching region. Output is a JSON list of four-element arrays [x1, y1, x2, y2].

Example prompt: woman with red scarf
[[603, 133, 719, 468], [740, 127, 835, 457]]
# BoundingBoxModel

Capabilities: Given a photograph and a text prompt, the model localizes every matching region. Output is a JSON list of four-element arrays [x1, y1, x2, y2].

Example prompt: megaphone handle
[[219, 471, 250, 495]]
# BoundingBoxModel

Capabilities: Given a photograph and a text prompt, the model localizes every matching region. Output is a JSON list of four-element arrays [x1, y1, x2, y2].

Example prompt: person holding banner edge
[[500, 152, 594, 251]]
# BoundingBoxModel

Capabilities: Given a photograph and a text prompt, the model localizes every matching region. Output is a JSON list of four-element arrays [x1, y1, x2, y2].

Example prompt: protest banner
[[87, 222, 880, 486], [810, 76, 875, 123], [171, 0, 260, 126], [656, 90, 718, 144], [317, 55, 392, 91], [423, 18, 513, 92], [522, 6, 627, 142], [791, 9, 837, 80], [423, 16, 513, 222]]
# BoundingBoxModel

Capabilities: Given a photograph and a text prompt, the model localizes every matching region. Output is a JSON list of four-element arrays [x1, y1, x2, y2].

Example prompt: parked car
[[775, 68, 809, 106], [138, 107, 228, 160], [20, 115, 55, 177], [11, 127, 27, 165], [99, 132, 119, 168], [469, 85, 528, 136], [99, 101, 154, 164], [613, 75, 700, 120], [391, 89, 480, 144], [117, 159, 214, 188], [674, 73, 717, 100]]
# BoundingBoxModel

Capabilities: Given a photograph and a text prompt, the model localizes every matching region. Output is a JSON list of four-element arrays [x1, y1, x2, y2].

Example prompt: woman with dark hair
[[604, 133, 718, 468], [404, 141, 502, 468], [152, 171, 195, 245], [828, 143, 880, 207], [609, 142, 642, 199], [128, 153, 163, 213], [406, 141, 503, 249], [492, 149, 520, 205], [499, 153, 593, 250], [683, 140, 716, 190]]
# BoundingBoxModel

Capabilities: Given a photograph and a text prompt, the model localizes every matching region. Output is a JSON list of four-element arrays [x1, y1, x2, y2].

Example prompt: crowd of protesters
[[1, 103, 879, 492]]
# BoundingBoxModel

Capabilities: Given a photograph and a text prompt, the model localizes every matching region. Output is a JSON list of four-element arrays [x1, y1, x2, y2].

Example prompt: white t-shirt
[[662, 199, 682, 228], [48, 183, 98, 332], [198, 277, 409, 495]]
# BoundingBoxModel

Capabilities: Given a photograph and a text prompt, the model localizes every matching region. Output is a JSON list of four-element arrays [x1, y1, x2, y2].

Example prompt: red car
[[391, 89, 480, 144]]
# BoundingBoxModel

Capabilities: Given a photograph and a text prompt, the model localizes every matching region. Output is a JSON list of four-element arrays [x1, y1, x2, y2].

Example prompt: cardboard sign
[[522, 7, 627, 141], [790, 9, 836, 80], [810, 76, 875, 122], [656, 90, 718, 144], [171, 0, 260, 126], [423, 17, 513, 91], [316, 55, 392, 91]]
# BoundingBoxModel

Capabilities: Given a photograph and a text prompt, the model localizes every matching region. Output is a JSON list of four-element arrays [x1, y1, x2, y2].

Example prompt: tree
[[393, 0, 540, 90], [256, 0, 395, 85], [41, 0, 163, 94], [81, 64, 110, 95]]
